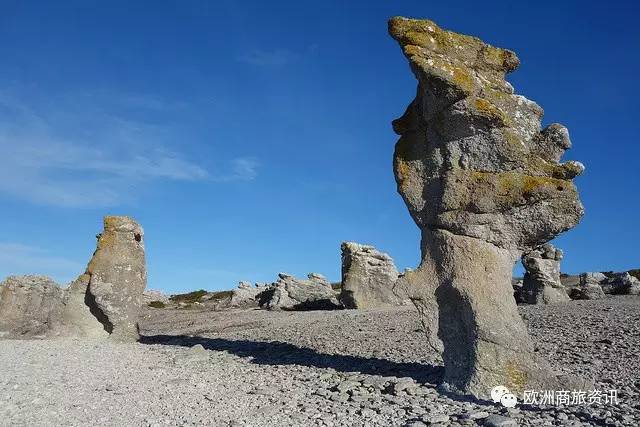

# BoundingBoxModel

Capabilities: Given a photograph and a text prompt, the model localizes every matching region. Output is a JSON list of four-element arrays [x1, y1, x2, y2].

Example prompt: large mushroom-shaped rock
[[65, 216, 147, 342], [389, 17, 588, 398], [340, 242, 405, 309], [521, 244, 569, 304], [260, 273, 340, 311], [0, 275, 66, 338]]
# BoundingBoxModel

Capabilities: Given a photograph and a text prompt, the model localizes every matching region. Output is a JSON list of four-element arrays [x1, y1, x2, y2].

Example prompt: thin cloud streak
[[0, 242, 84, 284], [0, 90, 258, 207]]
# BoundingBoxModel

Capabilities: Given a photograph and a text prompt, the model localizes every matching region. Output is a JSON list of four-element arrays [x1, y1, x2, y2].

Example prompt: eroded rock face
[[340, 242, 404, 309], [570, 273, 606, 300], [0, 276, 66, 338], [389, 17, 587, 398], [230, 281, 268, 308], [600, 272, 640, 295], [1, 217, 147, 341], [143, 290, 170, 305], [308, 273, 331, 288], [522, 244, 569, 304], [260, 273, 340, 311], [81, 216, 147, 342]]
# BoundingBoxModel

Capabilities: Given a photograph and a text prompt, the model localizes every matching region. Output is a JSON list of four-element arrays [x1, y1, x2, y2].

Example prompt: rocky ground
[[1, 296, 639, 426]]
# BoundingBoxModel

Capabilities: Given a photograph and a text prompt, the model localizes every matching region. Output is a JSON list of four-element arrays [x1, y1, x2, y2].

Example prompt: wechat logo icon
[[491, 385, 518, 408]]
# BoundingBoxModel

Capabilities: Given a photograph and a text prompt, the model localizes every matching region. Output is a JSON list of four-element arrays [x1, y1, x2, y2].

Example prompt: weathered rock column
[[340, 242, 403, 309], [522, 243, 569, 304], [66, 216, 147, 342], [389, 17, 588, 398]]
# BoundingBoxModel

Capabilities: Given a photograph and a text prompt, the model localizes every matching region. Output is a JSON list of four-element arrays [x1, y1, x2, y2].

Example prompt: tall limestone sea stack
[[388, 17, 587, 398]]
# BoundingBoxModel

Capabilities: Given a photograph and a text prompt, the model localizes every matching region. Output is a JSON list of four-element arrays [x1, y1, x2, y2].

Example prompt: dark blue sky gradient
[[0, 1, 637, 291]]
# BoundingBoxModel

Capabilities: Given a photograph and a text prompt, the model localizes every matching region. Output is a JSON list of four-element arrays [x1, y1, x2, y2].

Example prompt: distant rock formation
[[522, 244, 569, 304], [570, 273, 607, 300], [0, 275, 66, 338], [389, 17, 588, 398], [600, 272, 640, 295], [143, 290, 170, 305], [230, 281, 268, 308], [259, 273, 340, 311], [0, 216, 146, 342], [307, 273, 331, 288], [340, 242, 404, 309], [512, 278, 526, 304]]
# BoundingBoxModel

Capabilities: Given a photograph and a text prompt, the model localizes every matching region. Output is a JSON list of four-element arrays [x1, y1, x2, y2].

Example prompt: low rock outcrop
[[340, 242, 404, 309], [389, 17, 588, 398], [0, 275, 66, 338], [229, 281, 269, 308], [600, 272, 640, 295], [143, 290, 169, 305], [521, 244, 569, 304], [308, 273, 331, 288], [260, 273, 340, 311], [570, 273, 606, 300]]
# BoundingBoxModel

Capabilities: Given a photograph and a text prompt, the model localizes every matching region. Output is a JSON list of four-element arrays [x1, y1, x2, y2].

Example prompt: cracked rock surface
[[340, 242, 404, 309], [389, 16, 586, 398]]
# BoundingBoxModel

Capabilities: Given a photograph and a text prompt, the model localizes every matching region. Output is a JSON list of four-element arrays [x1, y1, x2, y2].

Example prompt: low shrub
[[148, 300, 166, 309], [169, 289, 208, 303]]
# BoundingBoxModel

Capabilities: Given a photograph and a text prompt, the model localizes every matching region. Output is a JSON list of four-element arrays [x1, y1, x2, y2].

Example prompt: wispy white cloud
[[218, 157, 259, 182], [0, 89, 258, 207], [237, 49, 294, 67], [0, 242, 83, 285]]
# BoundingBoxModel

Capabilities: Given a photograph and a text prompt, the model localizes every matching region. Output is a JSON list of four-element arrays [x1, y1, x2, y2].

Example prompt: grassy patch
[[208, 290, 233, 302], [148, 301, 166, 309], [169, 289, 208, 304]]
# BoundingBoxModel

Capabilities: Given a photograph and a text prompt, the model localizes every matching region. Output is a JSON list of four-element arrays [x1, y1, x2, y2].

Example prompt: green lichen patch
[[472, 97, 509, 125]]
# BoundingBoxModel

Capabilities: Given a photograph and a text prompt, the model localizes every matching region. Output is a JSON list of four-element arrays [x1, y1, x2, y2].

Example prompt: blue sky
[[0, 1, 638, 293]]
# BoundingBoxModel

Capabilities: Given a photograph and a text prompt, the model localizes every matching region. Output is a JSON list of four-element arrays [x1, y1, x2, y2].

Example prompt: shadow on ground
[[140, 335, 593, 417], [141, 334, 444, 385]]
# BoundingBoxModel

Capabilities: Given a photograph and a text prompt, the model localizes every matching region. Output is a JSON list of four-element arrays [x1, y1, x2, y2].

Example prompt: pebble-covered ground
[[1, 296, 638, 426]]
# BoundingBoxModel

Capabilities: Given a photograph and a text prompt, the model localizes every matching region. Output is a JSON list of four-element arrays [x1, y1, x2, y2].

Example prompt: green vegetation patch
[[147, 301, 166, 309], [207, 290, 233, 302], [169, 289, 208, 304]]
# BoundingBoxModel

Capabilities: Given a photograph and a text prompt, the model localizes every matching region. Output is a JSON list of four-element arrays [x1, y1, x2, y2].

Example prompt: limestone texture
[[0, 276, 66, 338], [600, 272, 640, 295], [308, 273, 332, 288], [230, 281, 268, 308], [143, 290, 170, 305], [77, 216, 147, 342], [0, 216, 146, 341], [570, 273, 606, 300], [260, 273, 340, 311], [340, 242, 404, 309], [389, 16, 587, 398], [521, 244, 569, 304]]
